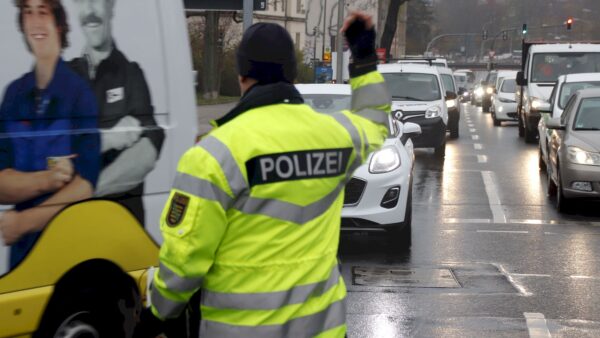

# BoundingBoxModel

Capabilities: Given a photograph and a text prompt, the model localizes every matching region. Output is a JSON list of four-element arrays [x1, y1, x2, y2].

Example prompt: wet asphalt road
[[340, 103, 600, 337]]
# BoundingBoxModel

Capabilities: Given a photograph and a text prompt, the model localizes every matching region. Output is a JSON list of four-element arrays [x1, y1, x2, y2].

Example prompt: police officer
[[146, 12, 390, 337], [70, 0, 165, 224]]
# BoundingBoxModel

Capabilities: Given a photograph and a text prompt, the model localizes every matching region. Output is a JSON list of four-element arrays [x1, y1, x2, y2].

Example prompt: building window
[[274, 0, 277, 11], [297, 0, 303, 13]]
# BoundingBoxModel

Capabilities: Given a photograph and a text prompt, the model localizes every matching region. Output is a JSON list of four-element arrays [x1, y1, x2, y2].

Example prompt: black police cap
[[237, 22, 297, 84]]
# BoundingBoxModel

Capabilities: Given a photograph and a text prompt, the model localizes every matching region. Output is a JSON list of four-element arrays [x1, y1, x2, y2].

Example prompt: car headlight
[[486, 87, 494, 94], [475, 88, 484, 97], [425, 106, 441, 119], [567, 146, 600, 166], [369, 146, 401, 173], [530, 98, 545, 110], [499, 97, 515, 103], [446, 100, 456, 108], [463, 92, 469, 97]]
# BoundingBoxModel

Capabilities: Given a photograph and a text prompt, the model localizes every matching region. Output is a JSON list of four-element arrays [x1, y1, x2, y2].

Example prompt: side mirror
[[403, 122, 422, 137], [445, 91, 457, 100], [493, 88, 498, 94], [535, 100, 552, 113], [394, 110, 404, 121], [458, 87, 466, 95], [516, 71, 527, 86], [547, 118, 565, 130]]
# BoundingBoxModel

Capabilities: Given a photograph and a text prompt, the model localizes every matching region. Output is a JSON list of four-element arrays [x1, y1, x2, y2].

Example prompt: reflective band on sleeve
[[198, 136, 248, 195], [331, 113, 363, 164], [351, 81, 391, 112], [200, 298, 346, 338], [151, 287, 189, 319], [201, 265, 341, 310], [173, 172, 233, 210], [158, 262, 204, 293], [354, 108, 391, 127]]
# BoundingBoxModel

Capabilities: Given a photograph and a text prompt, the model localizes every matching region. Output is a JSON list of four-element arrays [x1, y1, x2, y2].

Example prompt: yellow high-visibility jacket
[[151, 70, 390, 338]]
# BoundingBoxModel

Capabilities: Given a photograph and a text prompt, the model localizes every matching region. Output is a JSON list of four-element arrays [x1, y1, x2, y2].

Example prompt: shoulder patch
[[166, 193, 190, 227]]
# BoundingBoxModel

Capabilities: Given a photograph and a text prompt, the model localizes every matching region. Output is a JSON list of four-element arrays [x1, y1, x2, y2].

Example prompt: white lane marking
[[472, 135, 480, 140], [510, 273, 551, 278], [477, 155, 488, 163], [470, 128, 477, 133], [524, 312, 551, 338], [497, 264, 531, 296], [443, 218, 491, 224], [468, 124, 475, 128], [482, 171, 507, 223], [477, 230, 529, 234], [474, 143, 483, 150], [570, 275, 600, 280]]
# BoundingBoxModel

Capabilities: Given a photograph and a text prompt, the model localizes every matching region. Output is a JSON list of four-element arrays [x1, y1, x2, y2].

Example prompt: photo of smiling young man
[[69, 0, 165, 225], [0, 0, 100, 269]]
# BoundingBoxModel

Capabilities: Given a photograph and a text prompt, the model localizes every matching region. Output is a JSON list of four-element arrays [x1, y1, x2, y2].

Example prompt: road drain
[[352, 266, 461, 288]]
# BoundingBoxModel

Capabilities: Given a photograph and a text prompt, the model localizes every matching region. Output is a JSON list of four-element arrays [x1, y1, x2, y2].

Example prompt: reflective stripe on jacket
[[151, 70, 390, 337]]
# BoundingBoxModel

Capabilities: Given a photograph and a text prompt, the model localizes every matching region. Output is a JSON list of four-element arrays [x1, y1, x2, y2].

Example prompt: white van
[[516, 43, 600, 143], [0, 0, 196, 335], [379, 63, 453, 158]]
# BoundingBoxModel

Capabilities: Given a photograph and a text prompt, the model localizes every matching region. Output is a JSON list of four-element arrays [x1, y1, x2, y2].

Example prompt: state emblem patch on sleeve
[[166, 193, 190, 227]]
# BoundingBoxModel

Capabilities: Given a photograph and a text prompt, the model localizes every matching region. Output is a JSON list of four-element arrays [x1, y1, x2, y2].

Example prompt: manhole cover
[[352, 266, 461, 288]]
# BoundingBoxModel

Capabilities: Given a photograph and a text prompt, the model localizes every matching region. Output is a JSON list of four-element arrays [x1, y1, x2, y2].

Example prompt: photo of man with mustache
[[70, 0, 165, 225]]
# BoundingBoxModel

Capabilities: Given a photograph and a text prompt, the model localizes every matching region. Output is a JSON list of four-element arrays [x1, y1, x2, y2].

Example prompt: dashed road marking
[[474, 143, 483, 150], [482, 171, 507, 223], [470, 128, 477, 133], [477, 230, 529, 234], [477, 155, 488, 163], [443, 218, 600, 227], [443, 218, 492, 224], [524, 312, 551, 338], [472, 135, 480, 140]]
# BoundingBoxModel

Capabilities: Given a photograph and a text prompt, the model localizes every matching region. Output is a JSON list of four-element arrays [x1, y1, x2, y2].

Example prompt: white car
[[296, 84, 421, 244], [378, 63, 452, 158], [538, 73, 600, 169], [491, 76, 518, 126]]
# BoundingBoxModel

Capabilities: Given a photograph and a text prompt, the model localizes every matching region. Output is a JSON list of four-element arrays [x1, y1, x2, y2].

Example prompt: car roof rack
[[389, 57, 438, 66]]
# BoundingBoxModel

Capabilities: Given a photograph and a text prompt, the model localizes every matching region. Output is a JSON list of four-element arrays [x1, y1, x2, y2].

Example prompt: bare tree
[[380, 0, 409, 59]]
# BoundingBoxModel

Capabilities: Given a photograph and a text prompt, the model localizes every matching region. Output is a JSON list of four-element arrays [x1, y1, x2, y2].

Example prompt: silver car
[[546, 88, 600, 212]]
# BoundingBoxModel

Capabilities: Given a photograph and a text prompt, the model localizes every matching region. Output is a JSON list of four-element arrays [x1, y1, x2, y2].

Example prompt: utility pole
[[243, 0, 253, 31], [336, 0, 344, 83], [322, 0, 328, 60]]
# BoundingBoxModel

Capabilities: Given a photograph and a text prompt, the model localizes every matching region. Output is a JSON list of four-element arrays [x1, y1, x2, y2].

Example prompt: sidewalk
[[196, 102, 237, 136]]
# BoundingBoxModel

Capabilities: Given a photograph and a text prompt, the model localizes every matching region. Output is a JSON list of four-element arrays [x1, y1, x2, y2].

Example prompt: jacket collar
[[21, 57, 68, 98], [214, 82, 304, 127]]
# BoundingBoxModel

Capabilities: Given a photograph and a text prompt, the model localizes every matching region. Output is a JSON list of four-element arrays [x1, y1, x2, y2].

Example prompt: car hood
[[392, 101, 436, 112], [567, 132, 600, 152], [529, 83, 555, 101]]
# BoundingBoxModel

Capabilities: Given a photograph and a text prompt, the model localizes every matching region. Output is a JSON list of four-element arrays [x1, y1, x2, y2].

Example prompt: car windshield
[[531, 53, 600, 83], [383, 73, 442, 101], [454, 75, 466, 82], [441, 75, 456, 93], [559, 81, 600, 109], [302, 94, 351, 114], [574, 98, 600, 130], [501, 79, 517, 93]]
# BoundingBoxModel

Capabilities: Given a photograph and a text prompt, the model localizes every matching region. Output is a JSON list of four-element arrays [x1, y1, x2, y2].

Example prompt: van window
[[501, 79, 517, 93], [441, 74, 456, 93], [383, 73, 442, 101], [531, 53, 600, 83]]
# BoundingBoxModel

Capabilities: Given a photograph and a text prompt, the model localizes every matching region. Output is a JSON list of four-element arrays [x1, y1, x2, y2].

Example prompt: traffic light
[[567, 17, 574, 30], [522, 24, 528, 35], [482, 30, 488, 41]]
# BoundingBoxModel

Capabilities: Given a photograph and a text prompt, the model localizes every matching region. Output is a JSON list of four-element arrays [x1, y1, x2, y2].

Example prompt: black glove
[[344, 18, 377, 77], [134, 307, 165, 338]]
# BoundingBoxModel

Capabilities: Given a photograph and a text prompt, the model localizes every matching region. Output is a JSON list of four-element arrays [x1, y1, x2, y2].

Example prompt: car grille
[[401, 111, 426, 122], [344, 177, 367, 206]]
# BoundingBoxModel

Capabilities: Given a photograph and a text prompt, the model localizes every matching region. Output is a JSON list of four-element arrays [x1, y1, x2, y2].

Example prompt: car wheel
[[518, 114, 525, 137], [524, 122, 537, 143], [556, 167, 573, 213], [434, 141, 446, 159], [388, 189, 412, 250], [450, 123, 459, 139], [492, 113, 501, 126], [539, 145, 546, 171]]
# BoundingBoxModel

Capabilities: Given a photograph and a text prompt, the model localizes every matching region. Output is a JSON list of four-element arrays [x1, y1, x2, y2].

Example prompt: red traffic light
[[567, 17, 574, 30]]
